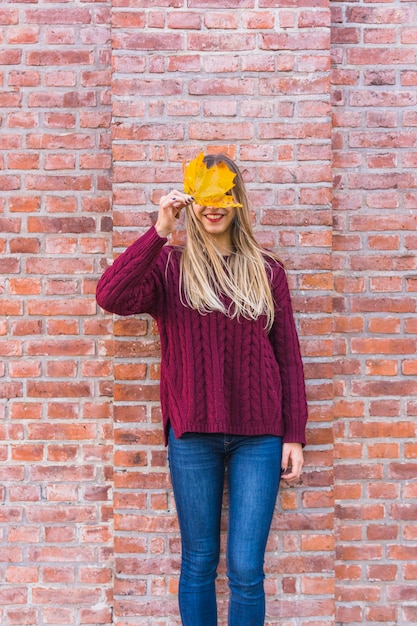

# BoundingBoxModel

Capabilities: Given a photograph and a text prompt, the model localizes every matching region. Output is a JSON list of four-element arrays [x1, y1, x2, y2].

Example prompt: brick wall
[[0, 0, 415, 625], [1, 0, 114, 624], [331, 1, 417, 623]]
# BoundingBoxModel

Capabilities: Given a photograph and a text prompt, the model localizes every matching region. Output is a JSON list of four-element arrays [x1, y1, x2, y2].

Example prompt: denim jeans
[[168, 428, 283, 626]]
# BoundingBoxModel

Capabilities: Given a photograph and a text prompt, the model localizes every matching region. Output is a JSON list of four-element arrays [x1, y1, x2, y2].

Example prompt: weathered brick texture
[[331, 0, 417, 624], [1, 0, 114, 624], [0, 0, 415, 624]]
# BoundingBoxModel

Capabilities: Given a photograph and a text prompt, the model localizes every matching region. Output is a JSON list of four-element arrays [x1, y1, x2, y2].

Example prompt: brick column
[[1, 1, 113, 624], [331, 1, 417, 623], [111, 2, 333, 624]]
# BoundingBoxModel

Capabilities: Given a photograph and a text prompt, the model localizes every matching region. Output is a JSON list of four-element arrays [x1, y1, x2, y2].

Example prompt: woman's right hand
[[155, 189, 194, 238]]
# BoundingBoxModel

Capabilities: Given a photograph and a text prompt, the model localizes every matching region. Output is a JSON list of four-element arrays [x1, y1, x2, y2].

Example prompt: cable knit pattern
[[96, 226, 308, 445]]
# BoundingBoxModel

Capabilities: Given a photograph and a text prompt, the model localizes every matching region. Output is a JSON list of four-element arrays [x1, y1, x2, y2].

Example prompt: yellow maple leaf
[[183, 152, 242, 208]]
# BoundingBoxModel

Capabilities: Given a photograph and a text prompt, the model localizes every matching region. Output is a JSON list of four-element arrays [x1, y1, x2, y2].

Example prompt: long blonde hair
[[179, 154, 279, 330]]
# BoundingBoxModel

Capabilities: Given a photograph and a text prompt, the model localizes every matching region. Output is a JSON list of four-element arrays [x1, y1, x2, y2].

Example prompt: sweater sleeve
[[96, 226, 168, 317], [268, 263, 308, 446]]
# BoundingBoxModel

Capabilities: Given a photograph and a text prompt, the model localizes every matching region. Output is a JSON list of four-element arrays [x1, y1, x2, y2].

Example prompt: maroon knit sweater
[[96, 226, 308, 446]]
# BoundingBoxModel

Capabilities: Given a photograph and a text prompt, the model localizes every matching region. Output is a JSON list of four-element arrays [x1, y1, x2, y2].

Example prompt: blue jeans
[[168, 429, 283, 626]]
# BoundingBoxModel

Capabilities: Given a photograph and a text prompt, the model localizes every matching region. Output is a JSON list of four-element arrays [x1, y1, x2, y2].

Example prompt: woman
[[96, 153, 308, 626]]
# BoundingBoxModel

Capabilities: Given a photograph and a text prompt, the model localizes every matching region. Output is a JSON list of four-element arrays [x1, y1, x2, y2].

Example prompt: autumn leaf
[[183, 152, 242, 208]]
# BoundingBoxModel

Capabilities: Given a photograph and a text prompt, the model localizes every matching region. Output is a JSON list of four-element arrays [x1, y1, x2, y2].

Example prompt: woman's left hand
[[281, 442, 304, 482]]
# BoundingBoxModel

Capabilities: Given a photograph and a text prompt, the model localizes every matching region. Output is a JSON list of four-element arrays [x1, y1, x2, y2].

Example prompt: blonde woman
[[96, 153, 308, 626]]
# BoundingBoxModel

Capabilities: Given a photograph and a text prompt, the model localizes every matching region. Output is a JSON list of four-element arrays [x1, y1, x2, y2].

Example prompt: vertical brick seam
[[1, 0, 114, 625], [111, 2, 333, 625], [331, 1, 417, 624]]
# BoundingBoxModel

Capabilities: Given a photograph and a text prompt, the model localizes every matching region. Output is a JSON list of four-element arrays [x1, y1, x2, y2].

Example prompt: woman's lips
[[204, 213, 224, 223]]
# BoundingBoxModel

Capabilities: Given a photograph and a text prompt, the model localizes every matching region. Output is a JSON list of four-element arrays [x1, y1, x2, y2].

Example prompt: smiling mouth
[[204, 213, 224, 223]]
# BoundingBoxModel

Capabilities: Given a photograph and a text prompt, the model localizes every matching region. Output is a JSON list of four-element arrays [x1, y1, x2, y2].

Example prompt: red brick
[[112, 11, 146, 29], [367, 441, 400, 460], [188, 32, 255, 51], [367, 525, 399, 543], [350, 89, 416, 107], [204, 12, 238, 29], [114, 31, 183, 51], [365, 28, 396, 45], [367, 605, 398, 622], [27, 381, 93, 398], [26, 6, 90, 22], [32, 587, 100, 605], [41, 566, 75, 584], [365, 359, 398, 376], [368, 403, 401, 421], [369, 320, 401, 337], [348, 47, 415, 66]]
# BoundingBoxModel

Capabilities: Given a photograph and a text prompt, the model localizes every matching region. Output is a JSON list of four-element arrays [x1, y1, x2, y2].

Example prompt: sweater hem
[[165, 420, 287, 446]]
